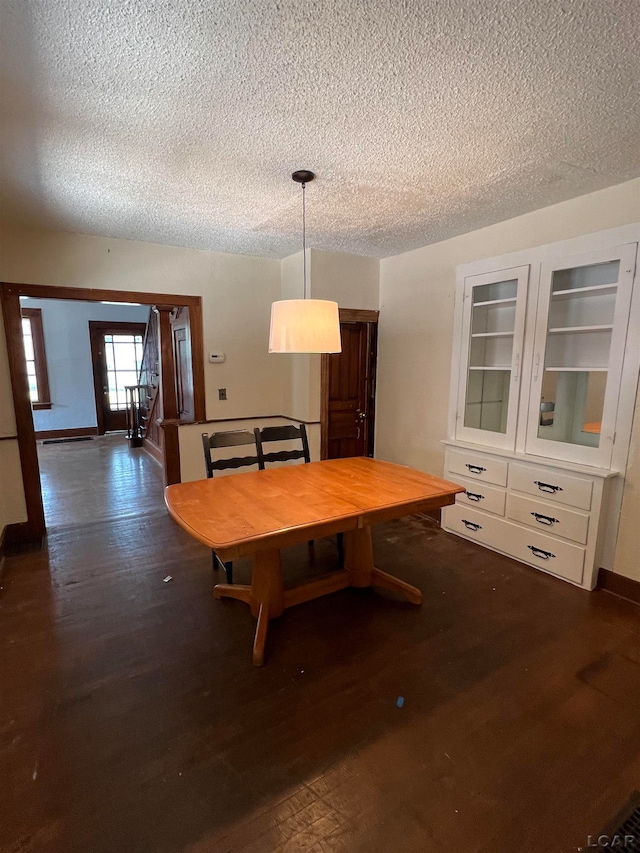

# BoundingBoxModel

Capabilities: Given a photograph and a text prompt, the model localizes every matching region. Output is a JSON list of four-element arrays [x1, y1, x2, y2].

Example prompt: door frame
[[0, 282, 206, 541], [320, 308, 379, 460], [89, 320, 148, 434]]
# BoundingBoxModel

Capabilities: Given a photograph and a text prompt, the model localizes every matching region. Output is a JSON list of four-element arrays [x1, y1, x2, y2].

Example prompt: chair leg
[[212, 551, 233, 584]]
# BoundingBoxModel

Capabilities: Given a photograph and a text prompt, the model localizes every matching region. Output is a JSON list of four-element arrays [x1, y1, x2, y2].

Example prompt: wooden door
[[322, 315, 378, 459], [90, 321, 147, 433], [171, 308, 195, 421]]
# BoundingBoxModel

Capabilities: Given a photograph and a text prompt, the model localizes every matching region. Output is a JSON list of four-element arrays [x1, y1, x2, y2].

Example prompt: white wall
[[21, 297, 150, 432], [376, 178, 640, 580]]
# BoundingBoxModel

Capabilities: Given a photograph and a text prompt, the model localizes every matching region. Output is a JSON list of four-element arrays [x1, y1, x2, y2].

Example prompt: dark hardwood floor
[[1, 439, 639, 852], [37, 434, 165, 529]]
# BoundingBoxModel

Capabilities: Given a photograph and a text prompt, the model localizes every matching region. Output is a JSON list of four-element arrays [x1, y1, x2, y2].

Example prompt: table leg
[[249, 548, 283, 666], [214, 548, 284, 666], [345, 524, 422, 604], [344, 526, 374, 587], [253, 603, 269, 666], [214, 584, 252, 604], [370, 567, 422, 604]]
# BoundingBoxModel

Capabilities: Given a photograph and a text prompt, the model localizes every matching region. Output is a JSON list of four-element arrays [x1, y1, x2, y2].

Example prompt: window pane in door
[[103, 333, 143, 412]]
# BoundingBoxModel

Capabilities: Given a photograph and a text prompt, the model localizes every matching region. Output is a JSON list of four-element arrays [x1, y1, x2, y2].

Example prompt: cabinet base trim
[[597, 569, 640, 605]]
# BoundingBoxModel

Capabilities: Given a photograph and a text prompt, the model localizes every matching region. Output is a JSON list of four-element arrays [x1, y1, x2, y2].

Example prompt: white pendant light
[[269, 171, 341, 354]]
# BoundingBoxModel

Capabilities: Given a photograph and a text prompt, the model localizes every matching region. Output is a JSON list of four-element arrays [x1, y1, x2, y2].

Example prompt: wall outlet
[[218, 388, 227, 401]]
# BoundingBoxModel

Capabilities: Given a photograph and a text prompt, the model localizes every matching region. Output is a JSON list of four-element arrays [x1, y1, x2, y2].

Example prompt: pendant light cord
[[301, 181, 308, 300]]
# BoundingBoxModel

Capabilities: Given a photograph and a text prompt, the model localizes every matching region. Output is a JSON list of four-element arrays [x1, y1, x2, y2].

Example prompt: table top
[[165, 457, 464, 559]]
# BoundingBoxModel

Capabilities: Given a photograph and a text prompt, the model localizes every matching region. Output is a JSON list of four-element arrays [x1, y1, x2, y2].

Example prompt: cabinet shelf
[[469, 365, 511, 371], [543, 366, 609, 372], [471, 331, 515, 338], [473, 297, 518, 307], [547, 324, 613, 334], [551, 283, 618, 301]]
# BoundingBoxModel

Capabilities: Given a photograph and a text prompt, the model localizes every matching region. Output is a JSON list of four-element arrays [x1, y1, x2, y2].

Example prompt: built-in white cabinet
[[443, 225, 640, 589]]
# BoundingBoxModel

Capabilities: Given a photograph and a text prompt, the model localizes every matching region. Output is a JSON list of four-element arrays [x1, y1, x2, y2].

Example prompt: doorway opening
[[1, 282, 206, 541], [321, 308, 379, 460], [89, 320, 147, 435]]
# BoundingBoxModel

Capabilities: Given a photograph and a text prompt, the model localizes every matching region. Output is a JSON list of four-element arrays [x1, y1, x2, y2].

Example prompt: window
[[103, 333, 144, 411], [21, 308, 51, 409]]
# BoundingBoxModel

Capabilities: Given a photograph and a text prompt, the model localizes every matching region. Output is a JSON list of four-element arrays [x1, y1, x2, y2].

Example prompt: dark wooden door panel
[[325, 320, 378, 460], [172, 308, 194, 421]]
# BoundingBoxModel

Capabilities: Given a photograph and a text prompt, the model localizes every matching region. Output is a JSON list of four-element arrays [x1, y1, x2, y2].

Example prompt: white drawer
[[442, 504, 507, 549], [507, 492, 590, 545], [443, 504, 585, 585], [509, 463, 593, 511], [448, 474, 506, 517], [508, 524, 585, 585], [447, 449, 508, 487]]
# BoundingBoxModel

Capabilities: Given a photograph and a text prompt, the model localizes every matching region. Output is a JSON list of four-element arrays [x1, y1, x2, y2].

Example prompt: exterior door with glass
[[89, 321, 146, 434], [524, 243, 637, 467], [455, 265, 529, 450]]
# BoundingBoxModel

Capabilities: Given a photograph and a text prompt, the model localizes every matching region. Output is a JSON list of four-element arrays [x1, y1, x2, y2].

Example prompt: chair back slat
[[202, 430, 260, 478], [209, 455, 260, 471], [254, 423, 310, 468]]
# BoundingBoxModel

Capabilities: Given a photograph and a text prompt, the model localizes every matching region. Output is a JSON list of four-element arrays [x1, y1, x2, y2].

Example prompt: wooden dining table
[[165, 456, 464, 665]]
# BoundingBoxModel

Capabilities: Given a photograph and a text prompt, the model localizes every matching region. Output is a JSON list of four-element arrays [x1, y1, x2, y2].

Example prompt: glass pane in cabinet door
[[463, 278, 517, 434], [464, 369, 511, 432], [537, 370, 606, 447], [536, 261, 617, 449]]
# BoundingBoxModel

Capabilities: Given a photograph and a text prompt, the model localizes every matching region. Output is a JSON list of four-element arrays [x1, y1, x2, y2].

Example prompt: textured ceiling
[[0, 0, 638, 259]]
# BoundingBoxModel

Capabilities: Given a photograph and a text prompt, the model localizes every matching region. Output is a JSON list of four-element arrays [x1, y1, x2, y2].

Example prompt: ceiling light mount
[[292, 170, 315, 185]]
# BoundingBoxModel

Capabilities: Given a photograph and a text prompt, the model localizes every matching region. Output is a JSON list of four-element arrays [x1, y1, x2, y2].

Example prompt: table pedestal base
[[214, 525, 422, 665]]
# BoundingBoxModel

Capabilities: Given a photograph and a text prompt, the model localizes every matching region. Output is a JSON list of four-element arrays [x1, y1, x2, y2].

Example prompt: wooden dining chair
[[253, 424, 344, 565], [201, 429, 261, 583]]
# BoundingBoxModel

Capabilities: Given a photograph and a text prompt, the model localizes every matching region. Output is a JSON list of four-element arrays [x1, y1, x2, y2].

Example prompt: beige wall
[[0, 223, 283, 420], [308, 249, 379, 309], [279, 248, 380, 422], [0, 223, 283, 528], [376, 178, 640, 580]]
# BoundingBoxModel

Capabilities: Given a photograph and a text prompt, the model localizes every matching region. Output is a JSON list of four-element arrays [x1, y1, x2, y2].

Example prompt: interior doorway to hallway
[[0, 282, 206, 542]]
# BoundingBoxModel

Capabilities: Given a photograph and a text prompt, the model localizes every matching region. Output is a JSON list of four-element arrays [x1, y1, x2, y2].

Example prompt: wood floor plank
[[1, 437, 639, 852]]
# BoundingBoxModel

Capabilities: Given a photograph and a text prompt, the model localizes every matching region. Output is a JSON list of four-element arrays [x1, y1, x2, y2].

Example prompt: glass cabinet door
[[525, 243, 637, 467], [455, 266, 529, 450]]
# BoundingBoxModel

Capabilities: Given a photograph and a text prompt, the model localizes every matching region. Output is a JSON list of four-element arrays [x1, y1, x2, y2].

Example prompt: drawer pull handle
[[527, 545, 556, 560], [531, 512, 559, 526], [466, 464, 486, 474], [462, 519, 482, 531], [466, 491, 484, 502], [534, 480, 563, 494]]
